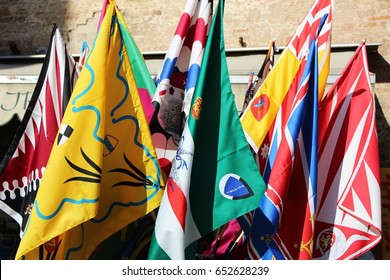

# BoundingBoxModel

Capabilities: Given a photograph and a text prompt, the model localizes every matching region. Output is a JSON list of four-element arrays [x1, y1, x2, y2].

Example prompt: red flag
[[239, 0, 333, 260], [247, 38, 319, 260], [0, 25, 77, 250], [265, 36, 319, 260], [313, 41, 382, 259]]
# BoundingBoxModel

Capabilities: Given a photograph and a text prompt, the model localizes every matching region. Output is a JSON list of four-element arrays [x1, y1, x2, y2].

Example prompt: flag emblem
[[219, 174, 254, 200], [317, 228, 335, 255], [43, 236, 60, 254], [191, 97, 203, 120], [15, 1, 165, 260], [103, 135, 118, 156], [250, 94, 270, 122], [57, 124, 74, 146]]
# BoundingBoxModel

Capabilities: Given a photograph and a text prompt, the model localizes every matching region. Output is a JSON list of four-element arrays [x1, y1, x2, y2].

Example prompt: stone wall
[[1, 0, 389, 165]]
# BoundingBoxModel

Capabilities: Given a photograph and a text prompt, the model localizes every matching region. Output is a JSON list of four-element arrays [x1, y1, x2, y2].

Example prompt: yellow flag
[[16, 0, 165, 260], [240, 0, 333, 152]]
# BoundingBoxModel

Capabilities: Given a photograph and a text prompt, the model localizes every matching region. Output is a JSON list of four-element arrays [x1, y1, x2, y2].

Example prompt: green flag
[[117, 10, 155, 123], [148, 0, 266, 260], [117, 11, 155, 98]]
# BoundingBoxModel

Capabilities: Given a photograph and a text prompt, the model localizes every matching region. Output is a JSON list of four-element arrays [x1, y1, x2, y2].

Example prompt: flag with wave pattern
[[15, 0, 165, 260], [88, 2, 160, 260]]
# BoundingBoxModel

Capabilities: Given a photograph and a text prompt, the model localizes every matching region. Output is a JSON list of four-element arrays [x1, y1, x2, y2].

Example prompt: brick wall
[[1, 0, 389, 165], [1, 1, 389, 63]]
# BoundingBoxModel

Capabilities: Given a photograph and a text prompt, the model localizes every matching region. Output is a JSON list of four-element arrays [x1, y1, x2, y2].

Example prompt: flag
[[252, 40, 277, 97], [237, 0, 333, 259], [240, 0, 333, 153], [207, 39, 277, 259], [96, 0, 155, 124], [15, 0, 165, 260], [116, 209, 158, 259], [240, 71, 255, 115], [0, 24, 77, 257], [312, 42, 381, 259], [270, 38, 319, 260], [240, 40, 276, 115], [89, 209, 158, 260], [89, 3, 160, 259], [197, 219, 247, 259], [97, 0, 109, 31], [76, 41, 90, 73], [249, 40, 276, 172], [149, 0, 212, 177], [246, 35, 320, 260], [117, 10, 157, 123], [148, 0, 266, 260]]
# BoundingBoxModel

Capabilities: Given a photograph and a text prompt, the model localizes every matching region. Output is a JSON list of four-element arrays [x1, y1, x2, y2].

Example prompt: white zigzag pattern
[[12, 31, 65, 159]]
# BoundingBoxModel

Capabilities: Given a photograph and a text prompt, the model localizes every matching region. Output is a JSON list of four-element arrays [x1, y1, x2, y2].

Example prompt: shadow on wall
[[368, 48, 390, 84], [372, 49, 390, 259], [371, 93, 390, 260], [376, 94, 390, 168], [0, 114, 20, 162], [348, 46, 390, 260], [369, 47, 390, 168]]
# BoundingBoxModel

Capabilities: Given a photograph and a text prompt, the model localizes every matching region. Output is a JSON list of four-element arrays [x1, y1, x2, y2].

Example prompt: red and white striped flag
[[313, 41, 382, 259], [149, 0, 212, 178], [75, 41, 89, 74]]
